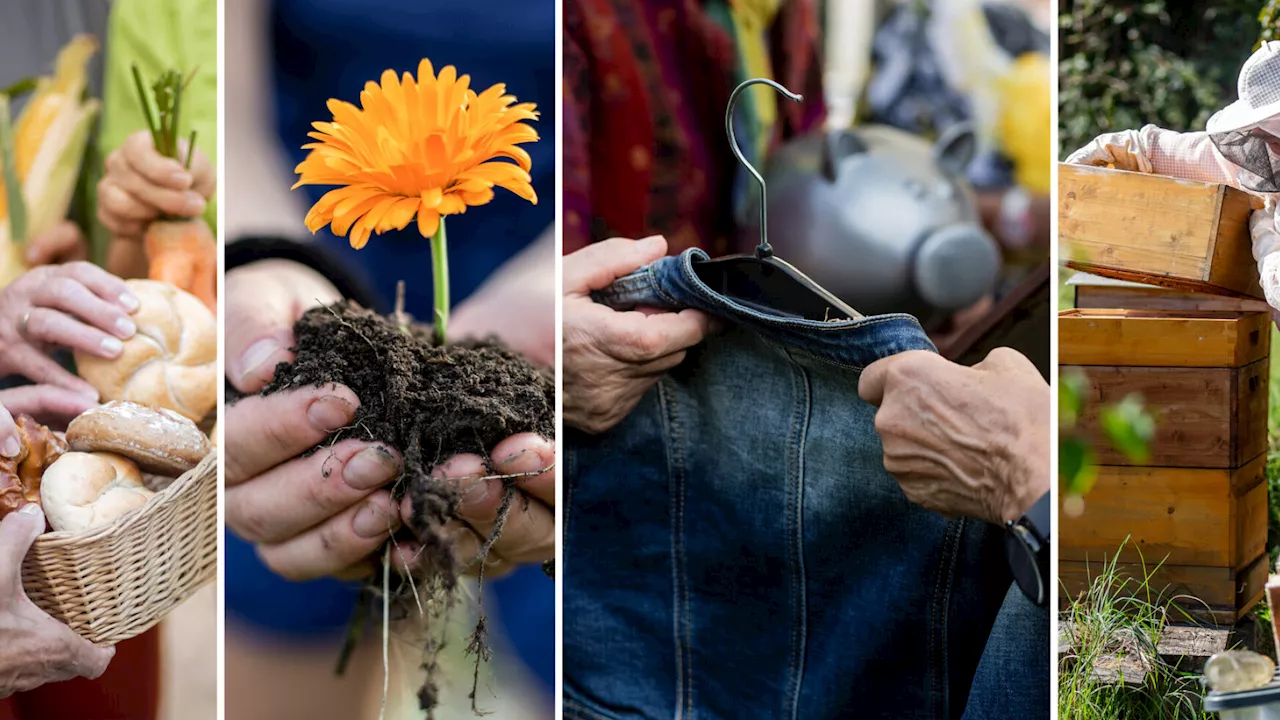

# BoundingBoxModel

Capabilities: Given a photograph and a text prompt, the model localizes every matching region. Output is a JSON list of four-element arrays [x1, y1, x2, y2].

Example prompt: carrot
[[145, 217, 215, 310]]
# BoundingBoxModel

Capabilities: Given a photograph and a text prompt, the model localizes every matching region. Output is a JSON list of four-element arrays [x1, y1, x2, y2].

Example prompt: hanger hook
[[726, 78, 803, 259]]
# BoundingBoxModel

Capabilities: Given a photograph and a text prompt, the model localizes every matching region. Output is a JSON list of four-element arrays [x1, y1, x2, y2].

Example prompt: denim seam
[[659, 380, 693, 720], [940, 520, 962, 717], [782, 343, 928, 373], [928, 519, 963, 718], [653, 261, 683, 309], [604, 271, 653, 297], [564, 697, 620, 720], [563, 447, 575, 568], [929, 525, 946, 716], [783, 350, 810, 720]]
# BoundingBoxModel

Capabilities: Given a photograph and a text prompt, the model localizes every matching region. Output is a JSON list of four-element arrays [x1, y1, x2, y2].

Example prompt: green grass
[[1059, 546, 1210, 719]]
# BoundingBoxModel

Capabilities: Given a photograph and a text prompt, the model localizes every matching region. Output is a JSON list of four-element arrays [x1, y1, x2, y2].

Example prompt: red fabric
[[0, 628, 160, 720], [563, 0, 826, 256]]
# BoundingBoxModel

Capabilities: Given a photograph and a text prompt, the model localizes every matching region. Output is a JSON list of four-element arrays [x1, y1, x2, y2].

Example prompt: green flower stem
[[430, 218, 449, 346]]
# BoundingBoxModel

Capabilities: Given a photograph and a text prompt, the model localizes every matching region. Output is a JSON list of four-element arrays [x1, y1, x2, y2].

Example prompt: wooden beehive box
[[1060, 164, 1263, 299], [1069, 272, 1271, 314], [1060, 307, 1272, 623]]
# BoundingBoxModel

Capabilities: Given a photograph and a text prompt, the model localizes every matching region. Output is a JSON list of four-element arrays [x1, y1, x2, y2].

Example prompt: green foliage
[[1060, 369, 1153, 500], [1059, 0, 1268, 157], [1101, 395, 1156, 465], [1261, 0, 1279, 45]]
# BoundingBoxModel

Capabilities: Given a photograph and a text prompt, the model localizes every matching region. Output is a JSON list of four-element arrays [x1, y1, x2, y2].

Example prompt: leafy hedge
[[1058, 0, 1273, 158]]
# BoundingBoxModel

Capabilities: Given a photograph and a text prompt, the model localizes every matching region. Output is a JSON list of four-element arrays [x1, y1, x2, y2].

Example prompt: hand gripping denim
[[564, 249, 1047, 720]]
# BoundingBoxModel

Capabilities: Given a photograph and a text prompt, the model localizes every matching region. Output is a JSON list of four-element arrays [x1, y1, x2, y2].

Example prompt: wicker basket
[[20, 449, 218, 644]]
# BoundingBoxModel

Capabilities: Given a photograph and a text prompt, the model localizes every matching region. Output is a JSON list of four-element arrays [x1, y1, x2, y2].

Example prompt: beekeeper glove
[[1249, 201, 1280, 322], [1065, 130, 1155, 173]]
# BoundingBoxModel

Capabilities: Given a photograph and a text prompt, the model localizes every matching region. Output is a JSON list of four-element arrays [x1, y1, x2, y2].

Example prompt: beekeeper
[[1068, 41, 1280, 312]]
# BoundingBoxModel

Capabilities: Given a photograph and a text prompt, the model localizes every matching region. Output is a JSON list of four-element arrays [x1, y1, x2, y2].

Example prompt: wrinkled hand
[[1065, 129, 1153, 173], [0, 505, 114, 697], [0, 263, 139, 397], [393, 433, 554, 579], [225, 259, 341, 393], [23, 222, 88, 267], [858, 348, 1050, 526], [224, 259, 406, 581], [0, 390, 98, 459], [97, 130, 215, 240], [563, 236, 713, 433]]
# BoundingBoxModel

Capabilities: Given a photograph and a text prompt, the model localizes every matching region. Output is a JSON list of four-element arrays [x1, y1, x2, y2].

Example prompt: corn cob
[[0, 35, 100, 286]]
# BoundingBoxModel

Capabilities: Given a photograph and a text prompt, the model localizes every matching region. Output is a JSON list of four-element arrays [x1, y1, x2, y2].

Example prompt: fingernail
[[118, 293, 140, 312], [236, 338, 282, 384], [100, 337, 123, 356], [343, 446, 400, 490], [184, 193, 206, 215], [308, 395, 354, 432], [498, 448, 530, 466], [170, 171, 193, 188], [353, 502, 395, 539], [18, 503, 41, 516], [1, 437, 19, 458], [115, 316, 136, 338]]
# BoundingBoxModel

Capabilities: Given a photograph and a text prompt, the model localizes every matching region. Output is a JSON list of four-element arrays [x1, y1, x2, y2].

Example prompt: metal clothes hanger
[[692, 78, 864, 321]]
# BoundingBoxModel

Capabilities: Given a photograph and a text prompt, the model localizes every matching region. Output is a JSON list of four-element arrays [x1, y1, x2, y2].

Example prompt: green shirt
[[100, 0, 217, 229]]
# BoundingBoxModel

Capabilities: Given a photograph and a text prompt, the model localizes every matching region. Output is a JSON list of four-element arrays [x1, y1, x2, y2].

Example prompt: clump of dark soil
[[258, 301, 554, 715]]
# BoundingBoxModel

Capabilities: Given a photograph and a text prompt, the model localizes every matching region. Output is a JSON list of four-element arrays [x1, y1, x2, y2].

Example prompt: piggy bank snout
[[912, 224, 1001, 312]]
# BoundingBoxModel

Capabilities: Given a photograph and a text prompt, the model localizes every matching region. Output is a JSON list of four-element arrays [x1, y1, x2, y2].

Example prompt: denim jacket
[[564, 249, 1045, 719]]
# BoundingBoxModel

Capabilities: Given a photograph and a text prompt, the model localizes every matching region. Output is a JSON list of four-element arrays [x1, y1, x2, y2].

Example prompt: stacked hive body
[[1059, 165, 1271, 625]]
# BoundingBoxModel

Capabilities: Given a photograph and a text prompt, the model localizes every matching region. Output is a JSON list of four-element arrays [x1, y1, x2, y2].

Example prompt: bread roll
[[66, 401, 210, 476], [75, 280, 216, 422], [41, 452, 153, 533], [0, 415, 68, 520]]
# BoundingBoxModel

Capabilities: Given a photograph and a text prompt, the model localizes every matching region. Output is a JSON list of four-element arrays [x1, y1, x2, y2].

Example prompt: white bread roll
[[41, 452, 154, 533], [75, 280, 216, 422]]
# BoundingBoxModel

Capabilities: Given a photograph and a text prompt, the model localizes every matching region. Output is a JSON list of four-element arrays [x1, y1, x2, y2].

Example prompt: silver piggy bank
[[748, 124, 1001, 326]]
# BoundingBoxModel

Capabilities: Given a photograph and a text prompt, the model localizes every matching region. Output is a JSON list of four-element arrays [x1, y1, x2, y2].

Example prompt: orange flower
[[293, 59, 539, 249]]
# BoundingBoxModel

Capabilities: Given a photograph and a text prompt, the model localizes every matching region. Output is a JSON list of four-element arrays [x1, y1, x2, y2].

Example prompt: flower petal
[[416, 206, 440, 237]]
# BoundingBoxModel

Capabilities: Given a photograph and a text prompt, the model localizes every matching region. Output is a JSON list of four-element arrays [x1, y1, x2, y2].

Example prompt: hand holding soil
[[563, 236, 715, 434], [224, 259, 342, 393], [224, 384, 404, 581], [0, 504, 113, 697], [96, 130, 214, 241], [396, 432, 555, 578], [858, 347, 1050, 525], [0, 262, 140, 397]]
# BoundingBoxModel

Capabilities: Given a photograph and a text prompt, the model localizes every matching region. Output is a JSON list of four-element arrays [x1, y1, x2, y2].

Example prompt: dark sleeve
[[225, 236, 384, 312]]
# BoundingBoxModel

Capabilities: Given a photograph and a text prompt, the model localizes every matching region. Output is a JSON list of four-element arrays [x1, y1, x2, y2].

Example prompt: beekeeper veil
[[1208, 42, 1280, 194]]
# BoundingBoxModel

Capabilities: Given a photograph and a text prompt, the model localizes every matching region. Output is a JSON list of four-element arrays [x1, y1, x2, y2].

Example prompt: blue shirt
[[225, 0, 555, 698]]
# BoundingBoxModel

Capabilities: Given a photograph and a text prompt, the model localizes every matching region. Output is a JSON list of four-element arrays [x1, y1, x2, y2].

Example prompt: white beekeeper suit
[[1068, 42, 1280, 313]]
